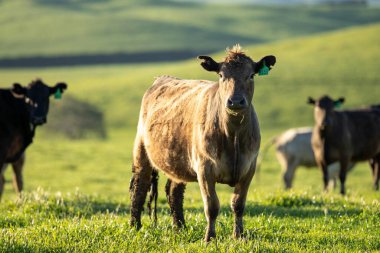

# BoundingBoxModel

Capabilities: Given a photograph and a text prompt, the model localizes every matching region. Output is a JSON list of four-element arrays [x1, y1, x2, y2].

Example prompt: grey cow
[[261, 127, 354, 189]]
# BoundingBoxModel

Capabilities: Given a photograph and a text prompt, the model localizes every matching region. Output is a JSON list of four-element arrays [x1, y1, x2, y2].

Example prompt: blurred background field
[[0, 1, 379, 251]]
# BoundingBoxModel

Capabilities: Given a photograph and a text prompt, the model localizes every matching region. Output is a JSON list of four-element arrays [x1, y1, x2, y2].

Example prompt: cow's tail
[[256, 136, 278, 180], [147, 169, 159, 223]]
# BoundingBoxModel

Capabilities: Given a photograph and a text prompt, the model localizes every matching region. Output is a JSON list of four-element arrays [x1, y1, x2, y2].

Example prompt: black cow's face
[[308, 95, 345, 130], [12, 80, 67, 126], [198, 45, 276, 117]]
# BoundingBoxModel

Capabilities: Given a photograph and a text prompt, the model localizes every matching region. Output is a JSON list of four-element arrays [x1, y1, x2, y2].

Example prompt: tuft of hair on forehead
[[223, 44, 252, 64], [28, 78, 44, 88]]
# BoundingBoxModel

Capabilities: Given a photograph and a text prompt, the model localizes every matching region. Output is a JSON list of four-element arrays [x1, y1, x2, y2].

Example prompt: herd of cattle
[[1, 45, 379, 241]]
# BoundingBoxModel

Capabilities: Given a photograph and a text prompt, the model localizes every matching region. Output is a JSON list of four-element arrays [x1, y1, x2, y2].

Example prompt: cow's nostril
[[239, 98, 246, 106], [226, 96, 247, 110]]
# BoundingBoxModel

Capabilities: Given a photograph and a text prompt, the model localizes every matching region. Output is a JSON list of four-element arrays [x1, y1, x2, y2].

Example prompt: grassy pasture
[[0, 20, 380, 253]]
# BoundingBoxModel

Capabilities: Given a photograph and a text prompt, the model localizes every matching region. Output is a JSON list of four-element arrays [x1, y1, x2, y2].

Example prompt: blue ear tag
[[54, 89, 62, 100], [258, 60, 270, 76]]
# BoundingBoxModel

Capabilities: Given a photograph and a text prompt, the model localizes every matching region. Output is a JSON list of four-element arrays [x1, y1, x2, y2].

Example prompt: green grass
[[0, 23, 380, 252], [1, 1, 380, 58], [0, 189, 379, 252]]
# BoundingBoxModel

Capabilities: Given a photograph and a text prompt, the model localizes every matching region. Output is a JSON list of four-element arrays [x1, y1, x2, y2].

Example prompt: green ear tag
[[54, 89, 62, 100], [334, 101, 342, 108], [258, 61, 270, 76]]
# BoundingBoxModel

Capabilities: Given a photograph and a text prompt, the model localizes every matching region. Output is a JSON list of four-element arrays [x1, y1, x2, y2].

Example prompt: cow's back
[[0, 90, 28, 131], [343, 110, 380, 160], [276, 127, 316, 167]]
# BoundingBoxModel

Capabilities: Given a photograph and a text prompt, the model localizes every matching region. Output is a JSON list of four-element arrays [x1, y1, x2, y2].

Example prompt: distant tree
[[46, 95, 107, 140]]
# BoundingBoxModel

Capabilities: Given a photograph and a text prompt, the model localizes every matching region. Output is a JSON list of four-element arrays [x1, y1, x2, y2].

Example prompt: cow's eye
[[218, 73, 223, 78]]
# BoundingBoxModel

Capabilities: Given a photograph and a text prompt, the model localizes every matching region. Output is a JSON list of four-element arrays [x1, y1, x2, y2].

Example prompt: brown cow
[[308, 96, 380, 194], [130, 45, 276, 241]]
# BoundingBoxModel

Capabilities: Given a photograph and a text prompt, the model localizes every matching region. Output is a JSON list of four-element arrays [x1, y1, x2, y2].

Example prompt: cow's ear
[[255, 55, 276, 75], [12, 83, 27, 95], [334, 97, 345, 108], [307, 97, 316, 105], [198, 56, 220, 73], [50, 82, 68, 95]]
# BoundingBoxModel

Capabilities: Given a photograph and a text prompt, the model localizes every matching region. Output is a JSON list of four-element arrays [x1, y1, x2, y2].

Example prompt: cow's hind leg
[[130, 141, 153, 230], [147, 169, 159, 223], [283, 158, 298, 189], [12, 153, 25, 195], [0, 157, 7, 201], [0, 167, 5, 201], [165, 179, 186, 228]]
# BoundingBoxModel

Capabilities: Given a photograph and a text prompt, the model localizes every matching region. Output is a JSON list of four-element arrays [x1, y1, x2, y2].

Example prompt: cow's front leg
[[231, 166, 255, 239], [319, 161, 329, 192], [197, 169, 219, 242]]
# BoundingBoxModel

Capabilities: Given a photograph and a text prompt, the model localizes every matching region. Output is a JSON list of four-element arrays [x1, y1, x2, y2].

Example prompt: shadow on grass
[[243, 204, 362, 218], [154, 198, 363, 220]]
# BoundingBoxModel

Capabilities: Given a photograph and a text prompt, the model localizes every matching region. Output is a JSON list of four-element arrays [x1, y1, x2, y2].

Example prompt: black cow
[[0, 79, 67, 200], [308, 96, 380, 194]]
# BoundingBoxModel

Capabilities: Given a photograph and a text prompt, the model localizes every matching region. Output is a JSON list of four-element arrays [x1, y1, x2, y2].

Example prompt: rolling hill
[[1, 22, 379, 132], [0, 1, 380, 61]]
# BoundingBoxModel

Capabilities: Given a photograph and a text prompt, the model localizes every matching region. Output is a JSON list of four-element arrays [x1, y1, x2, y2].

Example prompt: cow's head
[[308, 95, 345, 130], [12, 79, 68, 125], [198, 45, 276, 118]]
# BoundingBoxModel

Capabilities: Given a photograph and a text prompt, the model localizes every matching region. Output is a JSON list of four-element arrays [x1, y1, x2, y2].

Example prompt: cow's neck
[[214, 106, 253, 186], [6, 100, 37, 162], [217, 106, 252, 137], [317, 112, 338, 165]]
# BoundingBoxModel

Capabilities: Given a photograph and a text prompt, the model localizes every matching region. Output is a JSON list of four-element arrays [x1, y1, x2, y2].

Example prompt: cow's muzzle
[[226, 95, 248, 112], [33, 117, 47, 125]]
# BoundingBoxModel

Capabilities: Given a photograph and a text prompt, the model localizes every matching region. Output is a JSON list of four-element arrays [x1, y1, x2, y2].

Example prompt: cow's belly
[[299, 156, 317, 168], [352, 143, 380, 161], [143, 130, 197, 183], [5, 134, 24, 161], [146, 149, 198, 183]]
